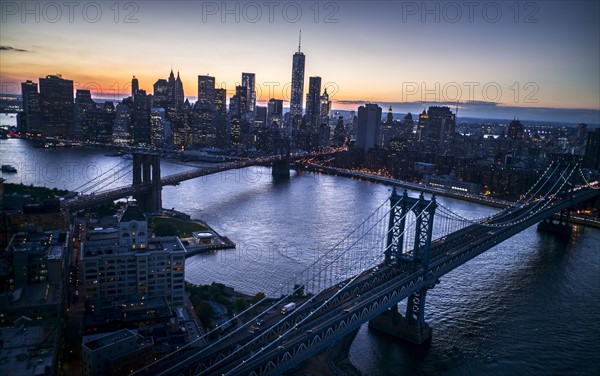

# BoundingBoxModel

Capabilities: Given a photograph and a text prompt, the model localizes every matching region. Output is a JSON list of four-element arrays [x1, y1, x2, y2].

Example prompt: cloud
[[0, 46, 30, 52], [330, 99, 600, 124], [334, 99, 370, 105]]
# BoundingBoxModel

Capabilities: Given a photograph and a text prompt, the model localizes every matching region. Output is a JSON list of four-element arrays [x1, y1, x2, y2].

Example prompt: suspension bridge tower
[[370, 188, 438, 344], [537, 161, 578, 238], [132, 152, 162, 213]]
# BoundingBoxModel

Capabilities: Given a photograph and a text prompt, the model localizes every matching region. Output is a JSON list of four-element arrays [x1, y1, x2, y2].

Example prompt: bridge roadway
[[63, 151, 337, 211], [139, 186, 599, 376]]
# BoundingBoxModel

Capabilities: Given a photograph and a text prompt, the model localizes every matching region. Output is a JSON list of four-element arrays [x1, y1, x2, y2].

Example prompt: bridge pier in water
[[370, 189, 437, 344], [132, 152, 162, 213], [369, 296, 433, 345], [538, 209, 572, 238], [271, 138, 291, 178], [272, 159, 291, 178]]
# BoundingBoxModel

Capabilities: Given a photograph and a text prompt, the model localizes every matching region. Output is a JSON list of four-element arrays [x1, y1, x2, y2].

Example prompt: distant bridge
[[297, 162, 511, 208], [62, 149, 340, 212]]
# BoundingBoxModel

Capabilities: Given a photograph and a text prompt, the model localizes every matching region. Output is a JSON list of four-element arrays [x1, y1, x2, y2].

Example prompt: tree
[[196, 301, 215, 325], [235, 297, 248, 312], [293, 284, 305, 298], [251, 292, 266, 304]]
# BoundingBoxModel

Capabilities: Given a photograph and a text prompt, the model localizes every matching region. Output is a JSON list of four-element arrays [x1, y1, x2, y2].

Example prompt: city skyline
[[1, 1, 599, 123]]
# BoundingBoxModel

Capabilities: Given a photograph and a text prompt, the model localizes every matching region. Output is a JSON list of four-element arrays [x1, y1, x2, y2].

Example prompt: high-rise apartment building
[[20, 80, 42, 135], [356, 103, 382, 151]]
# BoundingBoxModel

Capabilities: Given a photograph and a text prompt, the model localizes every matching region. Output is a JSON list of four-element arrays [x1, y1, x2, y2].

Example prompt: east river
[[1, 116, 598, 375]]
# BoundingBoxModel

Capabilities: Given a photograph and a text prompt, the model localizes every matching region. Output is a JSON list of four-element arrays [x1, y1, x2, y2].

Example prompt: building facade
[[81, 204, 186, 309], [356, 103, 382, 151], [39, 74, 74, 137], [305, 76, 322, 131], [197, 75, 216, 111], [290, 35, 305, 128]]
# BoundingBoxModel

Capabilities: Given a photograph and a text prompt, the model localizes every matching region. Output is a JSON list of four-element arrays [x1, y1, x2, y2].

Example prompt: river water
[[1, 120, 598, 375]]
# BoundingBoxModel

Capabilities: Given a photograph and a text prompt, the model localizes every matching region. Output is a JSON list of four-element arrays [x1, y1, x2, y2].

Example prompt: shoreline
[[153, 209, 236, 257]]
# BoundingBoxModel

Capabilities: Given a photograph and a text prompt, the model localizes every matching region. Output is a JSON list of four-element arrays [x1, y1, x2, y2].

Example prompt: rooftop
[[5, 230, 66, 261], [86, 297, 173, 326], [82, 236, 185, 257], [0, 323, 56, 376], [120, 203, 147, 223], [1, 283, 62, 310], [83, 328, 149, 352]]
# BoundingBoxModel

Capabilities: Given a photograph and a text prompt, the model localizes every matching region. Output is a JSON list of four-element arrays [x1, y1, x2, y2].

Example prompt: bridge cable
[[77, 162, 132, 194], [143, 196, 419, 375], [134, 195, 403, 375], [434, 163, 576, 228], [578, 167, 600, 189], [71, 159, 130, 193], [221, 201, 435, 376]]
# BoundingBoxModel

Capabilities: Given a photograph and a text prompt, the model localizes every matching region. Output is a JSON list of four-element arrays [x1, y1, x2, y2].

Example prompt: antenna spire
[[298, 30, 302, 53]]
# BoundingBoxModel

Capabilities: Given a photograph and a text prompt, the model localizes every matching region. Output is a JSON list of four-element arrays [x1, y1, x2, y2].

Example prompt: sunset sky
[[1, 1, 599, 122]]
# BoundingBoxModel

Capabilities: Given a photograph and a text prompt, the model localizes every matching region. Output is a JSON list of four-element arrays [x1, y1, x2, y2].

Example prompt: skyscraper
[[229, 85, 248, 117], [131, 76, 139, 98], [417, 109, 428, 141], [39, 74, 74, 137], [320, 88, 331, 126], [197, 75, 216, 111], [214, 95, 229, 148], [131, 89, 151, 145], [386, 106, 394, 125], [241, 73, 256, 114], [290, 31, 305, 128], [215, 88, 227, 113], [577, 123, 588, 145], [305, 76, 321, 130], [153, 79, 169, 109], [507, 118, 524, 140], [424, 106, 456, 144], [113, 102, 131, 145], [167, 69, 184, 110], [356, 103, 382, 151], [583, 128, 600, 170], [255, 106, 267, 127], [267, 98, 284, 127], [20, 80, 41, 135], [150, 107, 168, 147], [74, 89, 96, 141]]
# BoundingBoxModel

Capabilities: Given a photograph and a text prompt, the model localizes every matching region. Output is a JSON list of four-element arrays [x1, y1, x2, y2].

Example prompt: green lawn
[[148, 216, 210, 238]]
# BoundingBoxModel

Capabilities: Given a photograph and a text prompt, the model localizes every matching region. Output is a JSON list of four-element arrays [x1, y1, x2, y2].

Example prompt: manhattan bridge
[[72, 156, 600, 376]]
